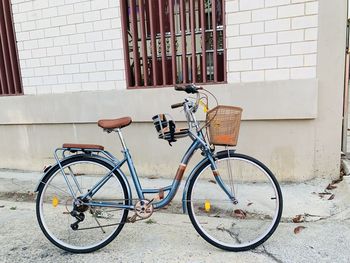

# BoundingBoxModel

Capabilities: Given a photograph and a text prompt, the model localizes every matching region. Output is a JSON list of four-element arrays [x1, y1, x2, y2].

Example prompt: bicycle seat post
[[115, 128, 128, 151]]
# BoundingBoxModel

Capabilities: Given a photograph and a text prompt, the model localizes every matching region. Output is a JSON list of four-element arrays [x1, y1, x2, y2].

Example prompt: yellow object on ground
[[204, 200, 211, 212], [52, 196, 59, 207]]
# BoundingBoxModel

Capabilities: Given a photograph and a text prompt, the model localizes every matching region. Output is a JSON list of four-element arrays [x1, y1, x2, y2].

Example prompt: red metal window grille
[[120, 0, 226, 89], [0, 0, 22, 96]]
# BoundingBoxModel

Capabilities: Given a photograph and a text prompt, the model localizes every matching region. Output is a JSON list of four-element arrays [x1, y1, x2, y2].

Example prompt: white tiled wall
[[12, 0, 319, 94], [12, 0, 126, 95], [226, 0, 318, 83]]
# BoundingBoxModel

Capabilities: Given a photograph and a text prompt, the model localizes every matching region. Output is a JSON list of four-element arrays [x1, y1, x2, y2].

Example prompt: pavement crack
[[253, 245, 283, 263], [216, 223, 242, 244]]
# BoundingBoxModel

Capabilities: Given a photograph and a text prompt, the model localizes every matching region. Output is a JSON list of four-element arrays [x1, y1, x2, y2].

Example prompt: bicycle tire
[[187, 151, 283, 251], [36, 155, 130, 253]]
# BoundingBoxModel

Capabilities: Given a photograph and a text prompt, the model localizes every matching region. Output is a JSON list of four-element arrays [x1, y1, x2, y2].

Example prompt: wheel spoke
[[36, 157, 129, 253], [187, 152, 282, 251]]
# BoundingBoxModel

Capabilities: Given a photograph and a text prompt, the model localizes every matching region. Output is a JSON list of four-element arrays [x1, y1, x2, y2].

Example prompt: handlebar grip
[[171, 102, 185, 109], [174, 85, 185, 91], [174, 85, 200, 94]]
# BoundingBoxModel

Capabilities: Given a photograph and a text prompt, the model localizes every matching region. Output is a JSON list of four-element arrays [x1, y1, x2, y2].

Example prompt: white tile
[[278, 4, 305, 18], [87, 52, 105, 62], [67, 14, 84, 24], [304, 54, 317, 66], [42, 7, 58, 18], [80, 63, 96, 72], [291, 41, 317, 54], [227, 48, 240, 60], [278, 55, 304, 67], [69, 33, 86, 44], [60, 25, 77, 35], [51, 16, 67, 27], [89, 72, 106, 81], [278, 30, 304, 43], [55, 55, 71, 65], [228, 60, 252, 72], [265, 0, 291, 7], [240, 22, 264, 35], [58, 4, 74, 16], [46, 46, 62, 57], [265, 44, 291, 57], [84, 11, 101, 22], [292, 15, 318, 29], [252, 8, 277, 22], [240, 0, 264, 11], [265, 18, 291, 32], [76, 23, 93, 33], [252, 33, 277, 45], [227, 36, 251, 48], [253, 57, 277, 70], [227, 11, 251, 25], [241, 46, 265, 59], [93, 20, 111, 31], [306, 1, 319, 14], [64, 64, 80, 74], [305, 28, 318, 40]]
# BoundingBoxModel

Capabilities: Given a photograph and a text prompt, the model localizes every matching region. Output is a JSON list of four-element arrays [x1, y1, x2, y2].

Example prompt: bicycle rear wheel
[[36, 155, 129, 253], [187, 151, 282, 251]]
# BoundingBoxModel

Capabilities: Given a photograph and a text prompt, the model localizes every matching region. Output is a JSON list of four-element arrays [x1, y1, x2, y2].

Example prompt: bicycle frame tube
[[81, 157, 128, 200], [59, 133, 233, 213], [152, 139, 202, 209], [80, 136, 203, 210]]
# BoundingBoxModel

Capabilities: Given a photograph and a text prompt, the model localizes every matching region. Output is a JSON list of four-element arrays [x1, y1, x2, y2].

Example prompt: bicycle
[[35, 84, 283, 253]]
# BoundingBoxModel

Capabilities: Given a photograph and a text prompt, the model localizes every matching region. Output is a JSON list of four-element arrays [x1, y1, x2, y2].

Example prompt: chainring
[[134, 200, 154, 219]]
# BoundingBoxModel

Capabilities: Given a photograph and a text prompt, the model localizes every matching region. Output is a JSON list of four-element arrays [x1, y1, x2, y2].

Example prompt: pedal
[[127, 214, 138, 223]]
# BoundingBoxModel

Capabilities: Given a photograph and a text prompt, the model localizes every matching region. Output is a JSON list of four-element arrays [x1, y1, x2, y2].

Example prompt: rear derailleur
[[70, 198, 89, 230]]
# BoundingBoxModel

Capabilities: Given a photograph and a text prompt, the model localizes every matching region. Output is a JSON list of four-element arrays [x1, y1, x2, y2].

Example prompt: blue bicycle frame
[[49, 127, 235, 214]]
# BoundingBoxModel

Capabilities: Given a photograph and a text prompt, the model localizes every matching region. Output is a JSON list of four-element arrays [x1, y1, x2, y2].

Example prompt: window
[[120, 0, 226, 88], [0, 0, 22, 96]]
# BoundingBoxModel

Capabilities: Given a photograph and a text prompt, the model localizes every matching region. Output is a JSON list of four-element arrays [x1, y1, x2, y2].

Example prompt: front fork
[[207, 152, 238, 204]]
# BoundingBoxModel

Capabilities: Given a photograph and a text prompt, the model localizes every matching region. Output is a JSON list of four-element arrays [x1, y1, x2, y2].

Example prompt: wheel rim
[[189, 156, 281, 249], [38, 160, 127, 251]]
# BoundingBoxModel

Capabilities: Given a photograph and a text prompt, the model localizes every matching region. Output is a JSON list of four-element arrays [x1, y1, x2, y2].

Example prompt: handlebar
[[174, 84, 203, 94], [171, 102, 185, 109], [172, 85, 202, 115]]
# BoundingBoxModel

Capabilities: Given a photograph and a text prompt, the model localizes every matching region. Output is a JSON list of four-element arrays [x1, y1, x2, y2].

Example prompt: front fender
[[181, 150, 236, 213]]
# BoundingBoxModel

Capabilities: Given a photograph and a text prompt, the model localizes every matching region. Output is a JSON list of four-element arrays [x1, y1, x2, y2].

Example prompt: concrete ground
[[0, 169, 350, 263]]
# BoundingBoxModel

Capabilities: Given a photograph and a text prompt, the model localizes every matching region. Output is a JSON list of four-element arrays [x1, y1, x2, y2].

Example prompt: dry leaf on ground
[[292, 214, 305, 223], [294, 226, 306, 234], [318, 192, 332, 198], [328, 194, 335, 200], [233, 209, 247, 219], [326, 184, 337, 190], [331, 177, 343, 184]]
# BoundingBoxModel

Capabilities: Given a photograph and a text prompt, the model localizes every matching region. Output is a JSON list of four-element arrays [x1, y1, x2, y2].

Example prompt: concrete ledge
[[0, 79, 318, 124]]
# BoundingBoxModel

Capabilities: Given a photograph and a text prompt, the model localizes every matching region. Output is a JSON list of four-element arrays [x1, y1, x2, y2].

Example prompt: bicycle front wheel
[[36, 155, 129, 253], [187, 151, 282, 251]]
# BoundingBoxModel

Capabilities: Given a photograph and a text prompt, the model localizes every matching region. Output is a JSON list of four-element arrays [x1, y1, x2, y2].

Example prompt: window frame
[[0, 0, 23, 96], [120, 0, 227, 89]]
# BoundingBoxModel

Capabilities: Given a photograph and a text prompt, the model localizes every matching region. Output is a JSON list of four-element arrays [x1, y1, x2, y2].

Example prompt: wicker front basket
[[206, 105, 243, 146]]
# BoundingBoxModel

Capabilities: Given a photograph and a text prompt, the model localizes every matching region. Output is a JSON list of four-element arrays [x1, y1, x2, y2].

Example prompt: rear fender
[[34, 154, 132, 205]]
